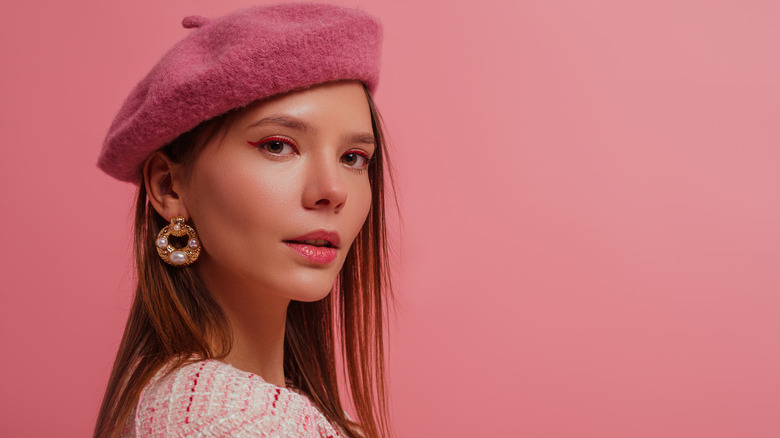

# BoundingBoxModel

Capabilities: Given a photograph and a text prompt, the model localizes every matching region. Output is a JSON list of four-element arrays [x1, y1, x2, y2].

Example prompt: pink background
[[1, 0, 778, 436]]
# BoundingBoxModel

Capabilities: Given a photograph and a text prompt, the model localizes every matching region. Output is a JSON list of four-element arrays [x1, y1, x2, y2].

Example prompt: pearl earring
[[155, 216, 201, 267]]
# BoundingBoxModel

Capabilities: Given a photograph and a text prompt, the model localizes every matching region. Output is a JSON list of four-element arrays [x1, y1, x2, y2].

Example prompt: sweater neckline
[[201, 358, 306, 397]]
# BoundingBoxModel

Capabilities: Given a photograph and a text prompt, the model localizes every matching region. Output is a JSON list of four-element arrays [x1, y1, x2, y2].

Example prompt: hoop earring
[[155, 216, 201, 267]]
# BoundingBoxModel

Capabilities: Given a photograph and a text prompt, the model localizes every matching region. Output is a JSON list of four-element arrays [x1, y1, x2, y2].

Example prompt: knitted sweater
[[121, 359, 342, 437]]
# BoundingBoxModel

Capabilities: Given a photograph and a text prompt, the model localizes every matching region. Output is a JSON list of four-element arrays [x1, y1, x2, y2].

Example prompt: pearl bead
[[173, 224, 181, 231], [188, 238, 199, 249], [169, 250, 188, 265], [156, 237, 168, 249]]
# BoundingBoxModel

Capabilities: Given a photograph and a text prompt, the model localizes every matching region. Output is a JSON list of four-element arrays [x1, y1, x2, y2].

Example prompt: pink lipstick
[[284, 230, 340, 264]]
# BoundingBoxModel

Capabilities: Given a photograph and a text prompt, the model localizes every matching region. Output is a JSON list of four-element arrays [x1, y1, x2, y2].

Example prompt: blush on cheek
[[196, 150, 292, 228]]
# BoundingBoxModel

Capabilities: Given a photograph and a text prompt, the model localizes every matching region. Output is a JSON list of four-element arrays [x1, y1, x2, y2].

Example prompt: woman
[[94, 4, 393, 437]]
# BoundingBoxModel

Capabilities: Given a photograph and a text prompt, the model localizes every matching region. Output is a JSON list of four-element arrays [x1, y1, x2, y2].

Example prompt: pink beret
[[98, 3, 382, 183]]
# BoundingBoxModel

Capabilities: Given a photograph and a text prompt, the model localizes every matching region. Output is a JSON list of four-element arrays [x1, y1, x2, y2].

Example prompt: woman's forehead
[[235, 82, 373, 131]]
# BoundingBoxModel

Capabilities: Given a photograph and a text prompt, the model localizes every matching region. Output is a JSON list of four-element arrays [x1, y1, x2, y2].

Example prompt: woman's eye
[[342, 150, 371, 169], [247, 137, 297, 155]]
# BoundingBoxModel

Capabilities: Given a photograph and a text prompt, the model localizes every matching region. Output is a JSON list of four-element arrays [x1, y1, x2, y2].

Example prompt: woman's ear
[[143, 151, 190, 221]]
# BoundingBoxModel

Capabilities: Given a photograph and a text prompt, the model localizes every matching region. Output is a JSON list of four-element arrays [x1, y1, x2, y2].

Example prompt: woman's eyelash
[[246, 138, 372, 170], [247, 136, 298, 154], [342, 149, 373, 171]]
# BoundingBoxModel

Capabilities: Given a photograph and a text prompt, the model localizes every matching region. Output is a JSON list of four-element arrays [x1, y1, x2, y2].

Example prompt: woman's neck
[[221, 298, 289, 387], [197, 265, 291, 387]]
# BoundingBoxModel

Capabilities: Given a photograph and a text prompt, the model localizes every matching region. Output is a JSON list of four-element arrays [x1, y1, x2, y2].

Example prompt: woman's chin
[[275, 275, 337, 303], [291, 289, 334, 303], [291, 280, 337, 302]]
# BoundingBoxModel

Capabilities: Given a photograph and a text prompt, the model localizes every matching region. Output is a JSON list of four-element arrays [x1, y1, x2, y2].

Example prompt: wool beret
[[98, 3, 382, 183]]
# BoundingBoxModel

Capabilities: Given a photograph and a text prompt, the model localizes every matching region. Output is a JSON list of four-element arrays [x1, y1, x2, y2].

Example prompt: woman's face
[[178, 81, 375, 303]]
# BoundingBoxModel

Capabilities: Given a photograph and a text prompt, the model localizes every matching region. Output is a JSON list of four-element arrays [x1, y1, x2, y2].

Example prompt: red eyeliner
[[345, 149, 371, 159], [247, 136, 294, 147]]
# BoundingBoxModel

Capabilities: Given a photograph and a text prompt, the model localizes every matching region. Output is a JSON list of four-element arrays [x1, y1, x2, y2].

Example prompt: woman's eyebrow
[[247, 115, 375, 146], [346, 133, 377, 146], [246, 115, 314, 132]]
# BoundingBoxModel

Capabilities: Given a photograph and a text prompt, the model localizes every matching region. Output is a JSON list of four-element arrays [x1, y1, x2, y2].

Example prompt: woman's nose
[[301, 159, 348, 213]]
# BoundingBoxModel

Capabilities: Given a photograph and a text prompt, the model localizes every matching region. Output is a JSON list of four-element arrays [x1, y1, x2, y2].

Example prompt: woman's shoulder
[[138, 359, 284, 416], [125, 359, 340, 437]]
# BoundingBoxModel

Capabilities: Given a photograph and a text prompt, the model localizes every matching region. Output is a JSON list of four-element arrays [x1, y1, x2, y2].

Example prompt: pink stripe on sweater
[[184, 362, 206, 424]]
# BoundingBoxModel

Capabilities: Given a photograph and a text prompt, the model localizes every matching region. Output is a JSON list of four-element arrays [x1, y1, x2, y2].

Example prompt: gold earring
[[155, 216, 201, 267]]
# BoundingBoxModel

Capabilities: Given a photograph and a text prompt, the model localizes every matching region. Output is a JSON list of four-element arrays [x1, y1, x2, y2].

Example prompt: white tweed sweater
[[121, 359, 342, 437]]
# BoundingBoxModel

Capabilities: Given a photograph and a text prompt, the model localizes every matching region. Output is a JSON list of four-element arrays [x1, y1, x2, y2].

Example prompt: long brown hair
[[94, 86, 394, 437]]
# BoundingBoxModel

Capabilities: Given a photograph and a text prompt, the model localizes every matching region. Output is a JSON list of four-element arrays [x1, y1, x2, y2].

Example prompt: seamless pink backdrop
[[1, 0, 778, 436]]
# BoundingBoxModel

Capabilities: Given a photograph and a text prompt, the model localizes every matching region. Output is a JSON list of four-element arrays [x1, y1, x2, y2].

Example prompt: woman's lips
[[284, 230, 340, 264], [284, 242, 337, 264]]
